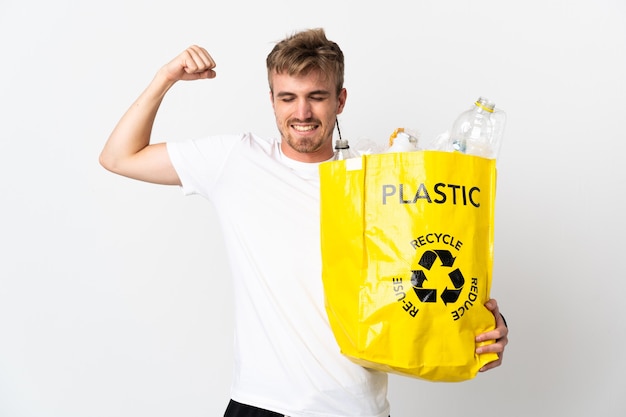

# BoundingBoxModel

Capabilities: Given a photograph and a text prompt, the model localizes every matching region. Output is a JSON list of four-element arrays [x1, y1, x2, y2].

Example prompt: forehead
[[270, 69, 336, 94]]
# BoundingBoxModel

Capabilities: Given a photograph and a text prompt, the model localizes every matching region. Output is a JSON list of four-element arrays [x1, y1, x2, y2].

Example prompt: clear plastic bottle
[[333, 139, 359, 160], [449, 97, 506, 159]]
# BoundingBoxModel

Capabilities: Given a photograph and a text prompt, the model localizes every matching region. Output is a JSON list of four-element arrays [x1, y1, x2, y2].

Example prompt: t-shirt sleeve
[[166, 134, 242, 198]]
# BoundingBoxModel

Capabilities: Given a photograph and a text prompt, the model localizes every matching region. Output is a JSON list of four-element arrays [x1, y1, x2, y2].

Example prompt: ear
[[336, 88, 347, 115], [269, 90, 275, 110]]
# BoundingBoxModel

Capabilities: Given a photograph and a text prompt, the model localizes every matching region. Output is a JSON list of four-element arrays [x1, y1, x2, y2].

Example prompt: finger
[[479, 353, 503, 372], [190, 45, 216, 69], [184, 45, 216, 75], [477, 321, 508, 344], [476, 318, 508, 343], [477, 328, 506, 344], [478, 339, 506, 372], [476, 335, 507, 354], [484, 298, 499, 314], [476, 299, 508, 343]]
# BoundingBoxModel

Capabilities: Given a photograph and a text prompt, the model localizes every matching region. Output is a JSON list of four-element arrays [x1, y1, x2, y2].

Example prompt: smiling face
[[270, 69, 347, 163]]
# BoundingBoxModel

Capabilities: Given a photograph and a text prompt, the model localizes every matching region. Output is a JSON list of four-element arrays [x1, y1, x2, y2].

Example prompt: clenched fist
[[161, 45, 216, 82]]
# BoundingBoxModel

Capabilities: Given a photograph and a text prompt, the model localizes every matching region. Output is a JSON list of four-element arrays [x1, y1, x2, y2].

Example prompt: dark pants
[[224, 399, 391, 417], [224, 400, 283, 417]]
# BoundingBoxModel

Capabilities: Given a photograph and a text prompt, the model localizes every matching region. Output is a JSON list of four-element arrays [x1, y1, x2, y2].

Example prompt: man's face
[[270, 69, 347, 162]]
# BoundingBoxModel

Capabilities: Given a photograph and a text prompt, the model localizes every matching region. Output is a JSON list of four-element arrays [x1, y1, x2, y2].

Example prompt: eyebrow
[[275, 90, 332, 98]]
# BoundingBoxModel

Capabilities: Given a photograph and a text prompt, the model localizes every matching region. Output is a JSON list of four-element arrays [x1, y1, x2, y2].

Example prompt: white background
[[1, 0, 625, 416]]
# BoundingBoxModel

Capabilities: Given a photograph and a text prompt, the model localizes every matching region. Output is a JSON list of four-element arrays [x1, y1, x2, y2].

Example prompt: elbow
[[99, 150, 120, 174], [99, 150, 112, 171]]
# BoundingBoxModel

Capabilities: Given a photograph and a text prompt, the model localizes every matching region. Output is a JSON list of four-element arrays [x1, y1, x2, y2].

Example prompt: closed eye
[[276, 92, 296, 103]]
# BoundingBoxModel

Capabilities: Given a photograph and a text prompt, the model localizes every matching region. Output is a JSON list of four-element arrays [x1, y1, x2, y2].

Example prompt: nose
[[294, 98, 313, 120]]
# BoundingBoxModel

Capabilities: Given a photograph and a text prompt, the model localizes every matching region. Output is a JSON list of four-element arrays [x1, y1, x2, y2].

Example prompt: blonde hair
[[266, 28, 344, 94]]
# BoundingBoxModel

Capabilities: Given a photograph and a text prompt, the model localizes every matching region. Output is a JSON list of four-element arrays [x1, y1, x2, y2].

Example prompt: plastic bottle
[[386, 128, 419, 153], [449, 97, 506, 159], [333, 139, 359, 160]]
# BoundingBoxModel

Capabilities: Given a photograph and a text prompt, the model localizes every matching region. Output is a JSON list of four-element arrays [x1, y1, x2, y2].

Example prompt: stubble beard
[[280, 120, 329, 154], [283, 134, 324, 154]]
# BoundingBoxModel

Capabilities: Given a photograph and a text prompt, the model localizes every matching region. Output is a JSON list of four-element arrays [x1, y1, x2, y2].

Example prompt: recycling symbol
[[410, 249, 464, 305]]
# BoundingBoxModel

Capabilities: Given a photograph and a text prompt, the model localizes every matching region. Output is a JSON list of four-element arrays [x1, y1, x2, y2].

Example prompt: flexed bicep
[[101, 46, 216, 185]]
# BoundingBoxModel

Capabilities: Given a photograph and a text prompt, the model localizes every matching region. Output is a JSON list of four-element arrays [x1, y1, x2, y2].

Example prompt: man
[[100, 28, 508, 417]]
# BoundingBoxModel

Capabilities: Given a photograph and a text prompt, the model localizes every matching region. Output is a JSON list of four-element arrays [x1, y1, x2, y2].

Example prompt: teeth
[[293, 125, 316, 132]]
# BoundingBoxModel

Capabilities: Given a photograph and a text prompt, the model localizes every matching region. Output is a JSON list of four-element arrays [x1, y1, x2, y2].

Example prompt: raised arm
[[99, 45, 216, 185]]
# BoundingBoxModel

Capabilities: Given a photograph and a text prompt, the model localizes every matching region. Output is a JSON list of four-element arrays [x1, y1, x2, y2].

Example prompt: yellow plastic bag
[[319, 151, 499, 382]]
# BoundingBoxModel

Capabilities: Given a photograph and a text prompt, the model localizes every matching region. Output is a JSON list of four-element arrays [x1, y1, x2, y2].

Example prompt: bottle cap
[[335, 139, 350, 149], [388, 127, 405, 147], [475, 97, 495, 113]]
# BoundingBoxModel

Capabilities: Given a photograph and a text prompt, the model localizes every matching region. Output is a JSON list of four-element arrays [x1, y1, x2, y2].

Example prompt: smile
[[292, 124, 318, 132]]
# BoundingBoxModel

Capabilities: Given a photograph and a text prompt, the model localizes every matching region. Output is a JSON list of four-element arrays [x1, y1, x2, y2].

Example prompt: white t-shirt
[[167, 133, 389, 417]]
